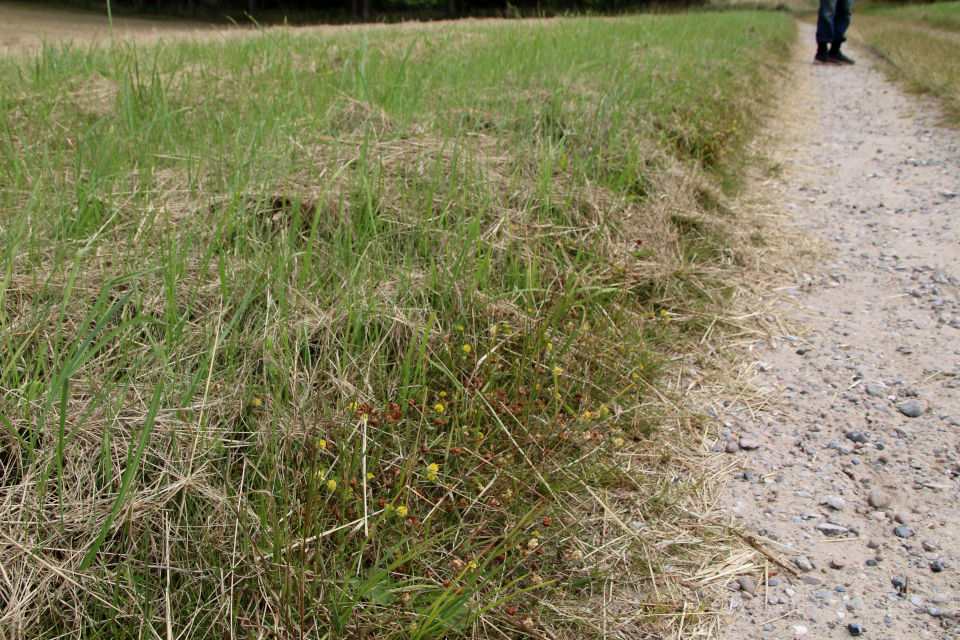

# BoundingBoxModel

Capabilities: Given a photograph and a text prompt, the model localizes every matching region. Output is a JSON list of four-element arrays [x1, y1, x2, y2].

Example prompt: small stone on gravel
[[818, 522, 849, 536], [738, 576, 757, 594], [867, 490, 891, 509], [825, 496, 846, 511], [847, 622, 865, 636], [894, 525, 913, 538], [846, 429, 869, 443], [795, 556, 814, 572], [898, 400, 924, 418]]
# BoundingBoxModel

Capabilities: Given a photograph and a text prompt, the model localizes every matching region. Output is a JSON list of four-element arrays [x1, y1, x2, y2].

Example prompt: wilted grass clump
[[0, 12, 792, 639]]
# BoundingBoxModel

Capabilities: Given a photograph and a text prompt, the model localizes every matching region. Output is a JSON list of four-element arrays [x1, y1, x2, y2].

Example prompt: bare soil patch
[[0, 2, 221, 52]]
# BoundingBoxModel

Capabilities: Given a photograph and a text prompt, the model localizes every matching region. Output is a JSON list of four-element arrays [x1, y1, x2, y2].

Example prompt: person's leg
[[829, 0, 856, 64], [817, 0, 840, 44], [832, 0, 855, 43], [816, 0, 843, 62]]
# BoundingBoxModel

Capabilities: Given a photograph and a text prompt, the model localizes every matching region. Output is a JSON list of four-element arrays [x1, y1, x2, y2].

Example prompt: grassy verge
[[0, 13, 793, 639], [852, 4, 960, 122], [864, 0, 960, 32]]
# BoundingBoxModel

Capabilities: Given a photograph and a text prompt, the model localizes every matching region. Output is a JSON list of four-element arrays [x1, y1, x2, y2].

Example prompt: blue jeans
[[817, 0, 854, 44]]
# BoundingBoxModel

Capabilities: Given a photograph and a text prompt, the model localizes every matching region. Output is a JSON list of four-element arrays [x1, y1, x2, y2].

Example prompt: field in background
[[0, 13, 794, 639], [852, 2, 960, 122], [0, 1, 221, 53], [864, 0, 960, 32]]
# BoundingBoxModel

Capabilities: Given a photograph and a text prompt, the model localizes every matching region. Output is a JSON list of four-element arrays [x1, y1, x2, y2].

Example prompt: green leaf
[[79, 381, 163, 570]]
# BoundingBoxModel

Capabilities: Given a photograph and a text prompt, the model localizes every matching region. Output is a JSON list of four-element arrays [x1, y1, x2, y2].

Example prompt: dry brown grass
[[851, 15, 960, 124], [0, 13, 808, 639]]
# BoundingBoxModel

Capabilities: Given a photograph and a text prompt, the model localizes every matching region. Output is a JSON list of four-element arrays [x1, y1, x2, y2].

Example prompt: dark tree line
[[25, 0, 698, 22]]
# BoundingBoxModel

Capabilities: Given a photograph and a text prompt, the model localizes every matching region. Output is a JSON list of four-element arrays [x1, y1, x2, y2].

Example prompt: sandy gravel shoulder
[[718, 21, 960, 640]]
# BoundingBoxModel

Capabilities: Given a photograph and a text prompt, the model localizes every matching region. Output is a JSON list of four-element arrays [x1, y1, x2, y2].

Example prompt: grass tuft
[[0, 12, 794, 639]]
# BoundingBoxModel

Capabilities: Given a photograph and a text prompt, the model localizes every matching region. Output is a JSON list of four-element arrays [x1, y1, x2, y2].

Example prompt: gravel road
[[719, 23, 960, 640]]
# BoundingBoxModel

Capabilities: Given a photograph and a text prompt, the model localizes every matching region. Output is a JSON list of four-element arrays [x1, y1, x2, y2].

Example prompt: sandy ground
[[718, 22, 960, 640], [0, 2, 224, 53]]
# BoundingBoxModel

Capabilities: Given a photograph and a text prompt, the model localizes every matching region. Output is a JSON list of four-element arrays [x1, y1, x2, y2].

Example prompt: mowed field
[[854, 1, 960, 122], [0, 12, 794, 639], [0, 1, 218, 53]]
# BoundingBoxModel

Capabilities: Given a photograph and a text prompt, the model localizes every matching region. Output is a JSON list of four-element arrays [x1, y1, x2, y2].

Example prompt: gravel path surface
[[719, 23, 960, 640]]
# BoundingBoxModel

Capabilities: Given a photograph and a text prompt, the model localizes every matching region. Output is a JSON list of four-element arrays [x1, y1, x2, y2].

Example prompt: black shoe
[[815, 50, 841, 64], [829, 50, 855, 65], [829, 42, 855, 65]]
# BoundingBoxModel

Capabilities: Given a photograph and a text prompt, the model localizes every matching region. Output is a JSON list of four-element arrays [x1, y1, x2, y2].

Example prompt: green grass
[[864, 0, 960, 32], [0, 13, 793, 639], [853, 5, 960, 123]]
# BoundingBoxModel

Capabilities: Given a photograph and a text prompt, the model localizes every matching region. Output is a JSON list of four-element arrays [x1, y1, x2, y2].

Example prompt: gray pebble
[[818, 522, 849, 537], [865, 384, 885, 397], [846, 429, 869, 443], [898, 400, 924, 418], [825, 496, 847, 510]]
